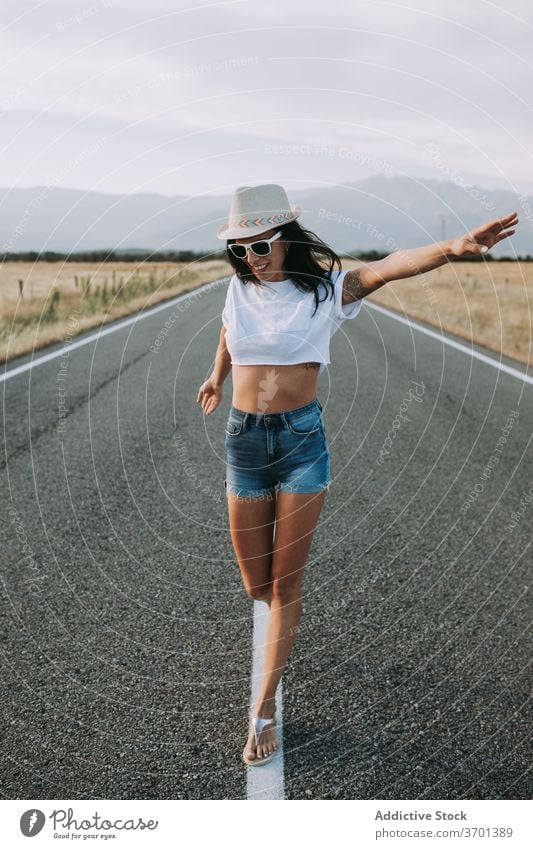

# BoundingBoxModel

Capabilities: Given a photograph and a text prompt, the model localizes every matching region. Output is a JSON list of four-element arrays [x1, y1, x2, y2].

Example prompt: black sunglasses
[[227, 230, 283, 260]]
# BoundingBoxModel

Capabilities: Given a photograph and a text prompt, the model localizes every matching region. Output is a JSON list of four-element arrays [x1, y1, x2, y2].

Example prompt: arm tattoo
[[342, 269, 365, 302]]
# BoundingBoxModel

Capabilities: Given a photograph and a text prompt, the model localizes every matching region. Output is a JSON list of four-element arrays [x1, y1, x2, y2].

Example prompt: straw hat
[[216, 183, 301, 240]]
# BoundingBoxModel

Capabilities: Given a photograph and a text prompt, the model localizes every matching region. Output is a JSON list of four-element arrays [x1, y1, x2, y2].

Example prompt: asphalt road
[[1, 277, 531, 800]]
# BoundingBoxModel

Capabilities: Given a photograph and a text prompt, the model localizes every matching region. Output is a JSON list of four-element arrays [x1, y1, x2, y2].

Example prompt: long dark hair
[[225, 219, 342, 316]]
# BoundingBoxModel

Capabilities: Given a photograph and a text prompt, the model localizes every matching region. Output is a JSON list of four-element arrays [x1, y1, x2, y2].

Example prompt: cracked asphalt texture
[[1, 278, 531, 799]]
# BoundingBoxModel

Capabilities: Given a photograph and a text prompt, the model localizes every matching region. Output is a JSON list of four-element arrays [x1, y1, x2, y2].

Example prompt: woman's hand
[[450, 211, 519, 257], [196, 377, 223, 416]]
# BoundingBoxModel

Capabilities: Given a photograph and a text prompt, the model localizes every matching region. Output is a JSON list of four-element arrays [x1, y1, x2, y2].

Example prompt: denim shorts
[[224, 397, 331, 498]]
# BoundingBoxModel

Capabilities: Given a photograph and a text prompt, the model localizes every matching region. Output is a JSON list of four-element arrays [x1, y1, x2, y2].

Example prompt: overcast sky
[[1, 0, 532, 199]]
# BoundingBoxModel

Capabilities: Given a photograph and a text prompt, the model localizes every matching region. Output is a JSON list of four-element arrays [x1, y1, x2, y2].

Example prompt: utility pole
[[438, 214, 451, 241]]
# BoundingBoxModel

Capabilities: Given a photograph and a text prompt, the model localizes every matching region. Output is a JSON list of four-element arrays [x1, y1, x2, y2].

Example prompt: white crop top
[[221, 269, 362, 376]]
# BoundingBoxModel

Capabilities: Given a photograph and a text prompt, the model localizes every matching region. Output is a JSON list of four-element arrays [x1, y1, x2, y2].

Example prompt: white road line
[[368, 301, 533, 386], [246, 600, 285, 800], [0, 277, 229, 383]]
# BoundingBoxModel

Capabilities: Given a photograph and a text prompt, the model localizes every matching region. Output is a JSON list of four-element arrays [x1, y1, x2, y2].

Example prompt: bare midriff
[[231, 362, 321, 414]]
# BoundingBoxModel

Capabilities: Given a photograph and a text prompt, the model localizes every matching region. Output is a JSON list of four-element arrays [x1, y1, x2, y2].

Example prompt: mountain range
[[1, 176, 530, 256]]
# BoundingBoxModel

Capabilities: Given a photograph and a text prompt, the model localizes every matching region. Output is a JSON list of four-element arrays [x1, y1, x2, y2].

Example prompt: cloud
[[0, 0, 530, 196]]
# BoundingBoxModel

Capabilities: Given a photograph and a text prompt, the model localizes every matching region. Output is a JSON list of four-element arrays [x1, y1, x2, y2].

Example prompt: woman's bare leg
[[226, 491, 276, 603], [251, 489, 327, 759]]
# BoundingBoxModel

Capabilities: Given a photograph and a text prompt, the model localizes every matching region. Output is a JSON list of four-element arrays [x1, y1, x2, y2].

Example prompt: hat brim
[[216, 204, 301, 240]]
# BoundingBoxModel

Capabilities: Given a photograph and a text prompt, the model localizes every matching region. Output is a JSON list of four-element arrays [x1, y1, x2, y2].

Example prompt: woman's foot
[[243, 703, 279, 763]]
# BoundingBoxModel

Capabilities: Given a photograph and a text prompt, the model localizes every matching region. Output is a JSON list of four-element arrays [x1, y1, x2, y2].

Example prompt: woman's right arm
[[212, 325, 232, 386], [196, 325, 232, 415]]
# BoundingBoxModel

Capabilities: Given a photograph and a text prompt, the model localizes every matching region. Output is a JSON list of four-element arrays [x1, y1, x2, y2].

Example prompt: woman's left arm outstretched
[[342, 210, 519, 303]]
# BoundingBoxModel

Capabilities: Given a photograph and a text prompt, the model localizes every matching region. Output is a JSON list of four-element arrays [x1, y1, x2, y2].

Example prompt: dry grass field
[[0, 259, 232, 363], [0, 258, 531, 367], [343, 258, 532, 368]]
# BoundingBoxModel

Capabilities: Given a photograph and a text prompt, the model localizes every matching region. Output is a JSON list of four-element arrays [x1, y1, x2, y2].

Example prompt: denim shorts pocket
[[225, 413, 244, 436], [286, 408, 322, 435]]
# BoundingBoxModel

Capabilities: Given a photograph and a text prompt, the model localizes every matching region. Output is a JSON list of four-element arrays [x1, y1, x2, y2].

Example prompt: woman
[[196, 183, 517, 766]]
